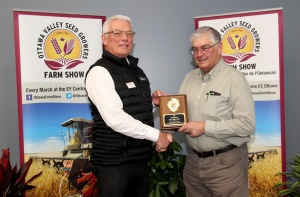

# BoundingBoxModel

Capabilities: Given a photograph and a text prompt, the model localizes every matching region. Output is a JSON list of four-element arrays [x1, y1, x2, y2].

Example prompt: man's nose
[[195, 49, 204, 56], [121, 32, 129, 39]]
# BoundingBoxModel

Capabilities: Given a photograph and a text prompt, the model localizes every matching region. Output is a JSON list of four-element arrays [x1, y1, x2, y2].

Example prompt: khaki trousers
[[183, 144, 249, 197]]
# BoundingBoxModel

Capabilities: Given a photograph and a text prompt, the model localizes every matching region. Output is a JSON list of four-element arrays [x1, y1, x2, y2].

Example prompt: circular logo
[[44, 29, 81, 60], [222, 27, 254, 55], [221, 27, 256, 64], [43, 29, 83, 70]]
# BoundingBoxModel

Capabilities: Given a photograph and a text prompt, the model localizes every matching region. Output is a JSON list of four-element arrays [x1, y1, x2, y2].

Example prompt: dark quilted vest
[[85, 50, 154, 166]]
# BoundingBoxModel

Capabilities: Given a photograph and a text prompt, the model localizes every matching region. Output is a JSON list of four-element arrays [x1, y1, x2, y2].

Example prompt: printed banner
[[14, 10, 105, 196], [194, 8, 284, 196]]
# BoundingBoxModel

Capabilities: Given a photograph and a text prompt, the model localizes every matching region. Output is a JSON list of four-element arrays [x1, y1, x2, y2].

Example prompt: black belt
[[193, 145, 237, 158]]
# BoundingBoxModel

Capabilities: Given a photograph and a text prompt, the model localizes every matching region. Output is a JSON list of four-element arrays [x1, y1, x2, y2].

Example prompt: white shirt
[[86, 66, 160, 142]]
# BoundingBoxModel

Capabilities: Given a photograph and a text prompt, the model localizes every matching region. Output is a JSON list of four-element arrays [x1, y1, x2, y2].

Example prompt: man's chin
[[119, 49, 131, 55], [117, 51, 130, 57], [196, 62, 206, 68]]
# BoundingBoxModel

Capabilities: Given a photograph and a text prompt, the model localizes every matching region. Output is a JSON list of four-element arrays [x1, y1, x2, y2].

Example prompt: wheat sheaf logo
[[43, 29, 83, 70], [221, 27, 256, 64]]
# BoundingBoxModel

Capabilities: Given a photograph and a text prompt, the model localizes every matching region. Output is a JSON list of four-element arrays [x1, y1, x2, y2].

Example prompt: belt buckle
[[212, 150, 217, 156], [199, 151, 204, 157]]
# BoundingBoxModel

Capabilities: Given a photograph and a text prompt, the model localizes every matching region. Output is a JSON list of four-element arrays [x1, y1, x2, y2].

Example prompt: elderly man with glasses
[[152, 26, 255, 197], [85, 15, 172, 197]]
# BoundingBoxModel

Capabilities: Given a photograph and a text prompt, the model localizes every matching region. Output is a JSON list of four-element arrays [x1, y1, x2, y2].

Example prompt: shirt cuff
[[205, 120, 215, 138], [145, 126, 160, 142]]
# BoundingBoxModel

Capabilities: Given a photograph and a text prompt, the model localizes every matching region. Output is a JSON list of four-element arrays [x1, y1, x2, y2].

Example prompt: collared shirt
[[179, 59, 255, 152], [86, 66, 159, 142]]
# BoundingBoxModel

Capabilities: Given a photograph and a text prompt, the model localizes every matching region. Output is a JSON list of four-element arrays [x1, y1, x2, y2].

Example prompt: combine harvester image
[[37, 117, 93, 169], [58, 117, 97, 196], [33, 117, 98, 196], [61, 117, 93, 158]]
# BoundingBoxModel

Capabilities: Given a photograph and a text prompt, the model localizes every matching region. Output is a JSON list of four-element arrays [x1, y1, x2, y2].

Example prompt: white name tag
[[126, 82, 136, 89]]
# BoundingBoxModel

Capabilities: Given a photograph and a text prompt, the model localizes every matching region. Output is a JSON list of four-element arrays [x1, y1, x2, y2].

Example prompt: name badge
[[126, 82, 136, 89]]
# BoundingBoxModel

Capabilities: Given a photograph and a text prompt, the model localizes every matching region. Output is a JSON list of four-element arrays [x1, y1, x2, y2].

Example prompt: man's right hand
[[152, 89, 168, 107], [155, 132, 172, 152]]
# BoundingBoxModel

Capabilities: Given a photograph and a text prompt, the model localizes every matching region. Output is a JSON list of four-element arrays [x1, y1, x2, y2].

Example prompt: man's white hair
[[102, 15, 132, 34], [189, 26, 221, 44]]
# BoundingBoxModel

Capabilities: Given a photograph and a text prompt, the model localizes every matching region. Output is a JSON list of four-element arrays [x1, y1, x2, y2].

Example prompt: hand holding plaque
[[159, 94, 189, 130]]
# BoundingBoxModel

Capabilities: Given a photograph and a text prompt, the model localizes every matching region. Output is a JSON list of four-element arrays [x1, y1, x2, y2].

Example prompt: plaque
[[159, 94, 189, 130]]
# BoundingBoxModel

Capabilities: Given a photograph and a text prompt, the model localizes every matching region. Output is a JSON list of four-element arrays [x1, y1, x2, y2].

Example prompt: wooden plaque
[[159, 94, 189, 130]]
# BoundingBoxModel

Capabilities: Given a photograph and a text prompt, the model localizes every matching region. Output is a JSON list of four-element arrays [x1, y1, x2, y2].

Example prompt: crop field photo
[[248, 146, 282, 197], [25, 154, 93, 197]]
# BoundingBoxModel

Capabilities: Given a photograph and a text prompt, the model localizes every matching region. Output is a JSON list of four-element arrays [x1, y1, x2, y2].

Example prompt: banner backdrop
[[194, 8, 284, 196], [13, 10, 106, 196], [14, 10, 105, 195]]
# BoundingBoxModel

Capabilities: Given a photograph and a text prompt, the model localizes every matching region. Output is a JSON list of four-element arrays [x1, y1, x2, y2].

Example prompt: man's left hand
[[178, 121, 205, 138]]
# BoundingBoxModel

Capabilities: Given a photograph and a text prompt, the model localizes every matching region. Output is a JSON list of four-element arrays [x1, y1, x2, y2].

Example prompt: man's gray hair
[[102, 15, 132, 34], [189, 26, 221, 44]]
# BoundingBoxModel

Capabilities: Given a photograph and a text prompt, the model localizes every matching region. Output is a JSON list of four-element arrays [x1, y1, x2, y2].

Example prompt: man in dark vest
[[85, 15, 172, 197]]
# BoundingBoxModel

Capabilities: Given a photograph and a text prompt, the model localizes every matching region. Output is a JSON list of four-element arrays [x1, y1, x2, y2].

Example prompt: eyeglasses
[[104, 30, 135, 38], [190, 42, 220, 55]]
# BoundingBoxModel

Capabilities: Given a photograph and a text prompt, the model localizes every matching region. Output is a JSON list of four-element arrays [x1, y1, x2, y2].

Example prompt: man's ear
[[218, 42, 223, 54], [102, 34, 107, 45]]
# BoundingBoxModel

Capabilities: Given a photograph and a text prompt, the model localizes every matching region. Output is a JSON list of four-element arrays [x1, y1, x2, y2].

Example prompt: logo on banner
[[26, 94, 33, 100], [66, 93, 72, 99], [220, 21, 260, 65], [36, 22, 90, 78]]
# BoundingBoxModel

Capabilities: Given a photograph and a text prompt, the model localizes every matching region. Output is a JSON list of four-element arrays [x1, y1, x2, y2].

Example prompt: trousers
[[183, 143, 249, 197], [93, 161, 150, 197]]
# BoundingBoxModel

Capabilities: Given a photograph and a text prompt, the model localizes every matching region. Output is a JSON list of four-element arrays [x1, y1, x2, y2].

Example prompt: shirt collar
[[198, 59, 226, 80]]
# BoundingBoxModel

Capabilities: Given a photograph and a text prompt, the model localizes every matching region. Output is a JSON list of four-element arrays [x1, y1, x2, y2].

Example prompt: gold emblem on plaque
[[167, 98, 180, 112]]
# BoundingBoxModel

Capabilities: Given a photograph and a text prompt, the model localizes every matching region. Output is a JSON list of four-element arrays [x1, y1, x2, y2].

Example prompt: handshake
[[152, 89, 173, 152], [155, 132, 173, 152]]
